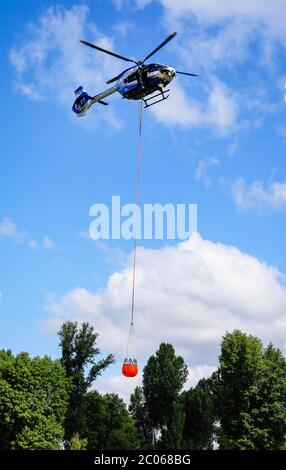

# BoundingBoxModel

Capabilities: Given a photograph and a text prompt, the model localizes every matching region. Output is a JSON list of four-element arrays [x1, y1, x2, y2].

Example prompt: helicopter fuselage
[[116, 63, 176, 100]]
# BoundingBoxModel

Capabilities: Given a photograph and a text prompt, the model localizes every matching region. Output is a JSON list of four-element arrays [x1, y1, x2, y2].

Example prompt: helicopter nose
[[162, 67, 175, 78], [167, 67, 176, 78]]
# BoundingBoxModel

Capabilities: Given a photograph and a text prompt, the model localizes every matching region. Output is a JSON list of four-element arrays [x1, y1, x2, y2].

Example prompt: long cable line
[[125, 100, 143, 359]]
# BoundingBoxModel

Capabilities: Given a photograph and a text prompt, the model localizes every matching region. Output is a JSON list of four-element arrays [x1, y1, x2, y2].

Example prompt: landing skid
[[142, 89, 170, 108]]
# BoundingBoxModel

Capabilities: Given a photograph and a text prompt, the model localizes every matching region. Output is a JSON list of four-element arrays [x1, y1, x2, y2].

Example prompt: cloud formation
[[195, 157, 220, 187], [157, 0, 286, 29], [150, 80, 238, 133], [43, 234, 286, 398], [232, 178, 286, 211], [0, 216, 56, 250], [10, 5, 122, 129], [0, 217, 25, 242], [43, 236, 57, 251]]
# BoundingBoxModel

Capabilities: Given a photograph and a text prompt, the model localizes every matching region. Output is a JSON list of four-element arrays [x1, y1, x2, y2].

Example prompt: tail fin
[[72, 86, 93, 117]]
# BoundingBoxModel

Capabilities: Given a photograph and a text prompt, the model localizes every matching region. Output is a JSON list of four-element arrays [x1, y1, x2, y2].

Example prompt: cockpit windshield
[[147, 64, 166, 72]]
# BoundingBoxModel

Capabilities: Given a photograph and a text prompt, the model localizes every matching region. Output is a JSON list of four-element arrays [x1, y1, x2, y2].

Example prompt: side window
[[124, 72, 137, 84]]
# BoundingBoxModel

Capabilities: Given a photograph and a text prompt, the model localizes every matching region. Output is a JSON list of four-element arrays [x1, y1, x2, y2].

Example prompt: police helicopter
[[72, 32, 198, 116]]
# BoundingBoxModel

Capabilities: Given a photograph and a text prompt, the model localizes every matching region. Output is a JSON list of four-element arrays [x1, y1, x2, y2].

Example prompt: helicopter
[[72, 32, 199, 116]]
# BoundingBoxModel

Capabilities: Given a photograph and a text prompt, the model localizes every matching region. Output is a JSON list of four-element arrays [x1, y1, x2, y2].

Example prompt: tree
[[237, 343, 286, 450], [58, 321, 114, 440], [0, 351, 69, 450], [216, 330, 265, 449], [143, 343, 188, 449], [129, 386, 153, 448], [215, 330, 286, 449], [182, 378, 215, 449], [70, 433, 88, 450], [83, 391, 138, 449], [259, 344, 286, 449]]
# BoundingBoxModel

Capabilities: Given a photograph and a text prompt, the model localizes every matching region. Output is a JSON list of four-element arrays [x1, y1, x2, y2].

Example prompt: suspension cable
[[130, 99, 143, 326], [126, 100, 143, 358]]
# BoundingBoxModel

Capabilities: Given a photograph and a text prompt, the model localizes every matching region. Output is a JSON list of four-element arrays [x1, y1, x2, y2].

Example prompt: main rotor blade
[[142, 32, 177, 63], [80, 40, 137, 63], [106, 74, 122, 85], [176, 71, 199, 77]]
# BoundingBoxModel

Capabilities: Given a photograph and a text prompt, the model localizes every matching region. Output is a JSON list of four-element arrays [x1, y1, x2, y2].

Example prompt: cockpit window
[[148, 64, 159, 72], [124, 72, 138, 84], [148, 64, 165, 72]]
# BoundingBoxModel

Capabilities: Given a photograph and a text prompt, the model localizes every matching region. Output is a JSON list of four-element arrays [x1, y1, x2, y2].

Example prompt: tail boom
[[72, 85, 117, 116]]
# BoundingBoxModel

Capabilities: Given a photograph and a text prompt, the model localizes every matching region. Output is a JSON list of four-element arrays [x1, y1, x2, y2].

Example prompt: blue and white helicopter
[[72, 32, 198, 116]]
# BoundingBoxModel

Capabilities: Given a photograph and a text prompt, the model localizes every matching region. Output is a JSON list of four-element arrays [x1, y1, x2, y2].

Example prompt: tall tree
[[143, 343, 188, 449], [215, 330, 286, 449], [216, 330, 264, 449], [0, 351, 69, 450], [182, 378, 215, 449], [129, 386, 153, 449], [238, 343, 286, 449], [58, 321, 114, 440]]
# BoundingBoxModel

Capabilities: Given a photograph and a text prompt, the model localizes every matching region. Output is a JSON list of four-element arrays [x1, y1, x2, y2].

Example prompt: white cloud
[[156, 0, 286, 34], [160, 0, 286, 73], [0, 217, 25, 242], [232, 178, 286, 211], [28, 239, 38, 249], [43, 233, 286, 397], [0, 217, 57, 251], [43, 236, 56, 250], [113, 0, 151, 9], [151, 80, 238, 133], [10, 5, 122, 129], [195, 157, 220, 187], [206, 81, 238, 133], [171, 18, 256, 77], [13, 81, 44, 101], [185, 365, 217, 390]]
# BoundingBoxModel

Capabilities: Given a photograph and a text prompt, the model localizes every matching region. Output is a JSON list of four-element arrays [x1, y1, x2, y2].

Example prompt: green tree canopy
[[143, 343, 188, 449], [82, 391, 138, 449], [58, 321, 115, 440], [182, 378, 215, 449], [215, 330, 286, 449], [129, 386, 153, 449], [0, 351, 69, 450]]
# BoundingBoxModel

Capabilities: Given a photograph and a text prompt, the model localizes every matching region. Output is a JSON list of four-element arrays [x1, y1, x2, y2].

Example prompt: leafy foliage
[[82, 391, 138, 449], [1, 327, 286, 450], [182, 378, 215, 449], [0, 351, 69, 450], [129, 386, 153, 448], [70, 433, 88, 450], [143, 343, 188, 448], [215, 330, 286, 449], [58, 321, 115, 439]]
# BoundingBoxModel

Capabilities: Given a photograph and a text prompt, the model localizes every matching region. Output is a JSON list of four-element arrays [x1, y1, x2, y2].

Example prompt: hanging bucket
[[122, 358, 138, 377]]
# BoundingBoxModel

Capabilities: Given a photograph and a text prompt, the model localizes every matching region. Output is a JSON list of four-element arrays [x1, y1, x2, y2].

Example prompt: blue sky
[[1, 0, 286, 398]]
